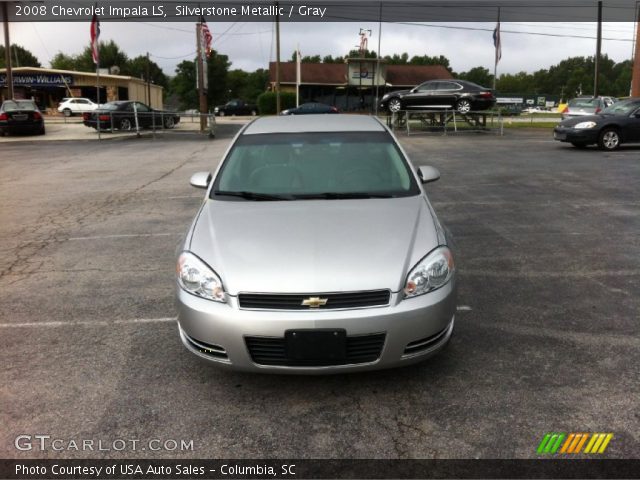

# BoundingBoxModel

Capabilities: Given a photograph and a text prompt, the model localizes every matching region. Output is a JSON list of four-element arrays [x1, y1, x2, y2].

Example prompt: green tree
[[127, 55, 168, 89], [171, 60, 198, 110], [459, 67, 494, 86], [0, 44, 41, 68], [206, 51, 231, 107], [347, 48, 377, 59], [50, 52, 77, 70], [409, 54, 452, 72], [74, 40, 129, 73]]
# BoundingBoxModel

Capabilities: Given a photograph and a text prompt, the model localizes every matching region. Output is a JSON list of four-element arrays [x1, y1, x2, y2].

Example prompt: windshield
[[3, 100, 37, 112], [568, 98, 600, 108], [601, 99, 640, 116], [212, 131, 420, 200]]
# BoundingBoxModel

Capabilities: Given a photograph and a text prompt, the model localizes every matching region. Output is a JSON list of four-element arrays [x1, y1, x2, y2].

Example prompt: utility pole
[[2, 1, 14, 100], [146, 51, 151, 107], [196, 22, 207, 132], [374, 3, 382, 116], [275, 2, 281, 114], [631, 4, 640, 96], [594, 1, 602, 97]]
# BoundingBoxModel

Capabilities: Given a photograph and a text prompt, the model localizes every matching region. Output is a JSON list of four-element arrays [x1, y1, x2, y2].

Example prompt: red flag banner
[[90, 14, 100, 65], [201, 19, 212, 58]]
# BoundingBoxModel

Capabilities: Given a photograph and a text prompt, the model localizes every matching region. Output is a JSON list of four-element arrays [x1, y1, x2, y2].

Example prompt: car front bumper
[[176, 280, 457, 374], [553, 126, 599, 144]]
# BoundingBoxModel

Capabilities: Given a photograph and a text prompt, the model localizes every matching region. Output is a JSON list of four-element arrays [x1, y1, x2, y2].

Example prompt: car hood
[[387, 89, 411, 98], [560, 114, 607, 127], [189, 196, 440, 295]]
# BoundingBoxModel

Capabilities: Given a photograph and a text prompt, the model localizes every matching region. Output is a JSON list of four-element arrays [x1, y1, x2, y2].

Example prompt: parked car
[[553, 97, 640, 150], [57, 97, 98, 117], [281, 102, 339, 115], [561, 96, 616, 119], [0, 99, 45, 136], [176, 115, 457, 373], [380, 79, 495, 114], [82, 101, 180, 131], [214, 99, 257, 116]]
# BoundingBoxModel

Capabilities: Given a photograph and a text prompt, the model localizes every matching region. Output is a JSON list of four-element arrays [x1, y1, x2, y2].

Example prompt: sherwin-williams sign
[[537, 432, 613, 454], [0, 74, 74, 86]]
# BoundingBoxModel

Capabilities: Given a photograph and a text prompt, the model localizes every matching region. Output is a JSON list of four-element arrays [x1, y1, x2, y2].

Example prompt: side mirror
[[417, 166, 440, 184], [410, 87, 417, 93], [190, 171, 212, 189]]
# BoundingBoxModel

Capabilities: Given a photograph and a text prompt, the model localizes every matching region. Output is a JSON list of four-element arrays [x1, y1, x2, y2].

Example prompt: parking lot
[[1, 126, 638, 459]]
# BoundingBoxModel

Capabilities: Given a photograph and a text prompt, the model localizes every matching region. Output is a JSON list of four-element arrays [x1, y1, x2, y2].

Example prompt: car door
[[134, 102, 153, 127], [434, 81, 461, 109], [404, 81, 437, 109], [623, 106, 640, 142]]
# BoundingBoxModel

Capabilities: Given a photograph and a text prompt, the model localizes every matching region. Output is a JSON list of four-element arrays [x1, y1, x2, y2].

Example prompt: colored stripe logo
[[537, 433, 613, 454]]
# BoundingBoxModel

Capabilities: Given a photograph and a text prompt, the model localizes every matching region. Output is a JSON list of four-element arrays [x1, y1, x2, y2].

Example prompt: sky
[[5, 20, 637, 76]]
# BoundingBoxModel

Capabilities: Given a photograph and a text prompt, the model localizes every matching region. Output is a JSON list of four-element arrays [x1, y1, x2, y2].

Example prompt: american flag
[[201, 17, 212, 58], [493, 20, 501, 64], [90, 13, 100, 65]]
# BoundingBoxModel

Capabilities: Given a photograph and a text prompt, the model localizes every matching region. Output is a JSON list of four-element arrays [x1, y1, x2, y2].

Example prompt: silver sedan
[[176, 115, 457, 373]]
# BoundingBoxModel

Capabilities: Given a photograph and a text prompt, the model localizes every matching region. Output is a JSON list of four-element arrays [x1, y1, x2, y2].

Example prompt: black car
[[83, 101, 180, 131], [0, 100, 45, 136], [214, 99, 257, 116], [553, 98, 640, 150], [380, 79, 496, 114], [281, 102, 339, 115]]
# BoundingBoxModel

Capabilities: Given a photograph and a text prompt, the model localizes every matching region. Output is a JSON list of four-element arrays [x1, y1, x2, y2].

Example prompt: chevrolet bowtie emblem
[[301, 297, 328, 308]]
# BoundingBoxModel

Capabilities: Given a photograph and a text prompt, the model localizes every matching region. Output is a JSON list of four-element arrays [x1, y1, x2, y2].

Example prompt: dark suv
[[380, 79, 495, 114]]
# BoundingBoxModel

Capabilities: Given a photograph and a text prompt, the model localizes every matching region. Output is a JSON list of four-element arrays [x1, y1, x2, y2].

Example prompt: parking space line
[[0, 316, 177, 328], [68, 233, 181, 241]]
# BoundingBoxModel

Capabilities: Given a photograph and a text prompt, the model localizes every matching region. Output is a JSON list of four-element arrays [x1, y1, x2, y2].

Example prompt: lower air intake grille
[[238, 290, 391, 310], [184, 333, 228, 360], [245, 333, 386, 366], [403, 325, 450, 355]]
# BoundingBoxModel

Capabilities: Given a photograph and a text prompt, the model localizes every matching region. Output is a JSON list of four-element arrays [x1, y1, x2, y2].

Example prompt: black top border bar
[[2, 0, 639, 22], [2, 459, 640, 479]]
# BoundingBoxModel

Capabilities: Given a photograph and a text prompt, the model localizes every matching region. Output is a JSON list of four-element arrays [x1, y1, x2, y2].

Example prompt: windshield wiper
[[213, 190, 292, 201], [295, 192, 397, 200]]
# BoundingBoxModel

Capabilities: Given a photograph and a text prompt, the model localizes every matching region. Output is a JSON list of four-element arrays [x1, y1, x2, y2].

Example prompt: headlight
[[573, 121, 597, 129], [177, 251, 226, 302], [403, 246, 455, 299]]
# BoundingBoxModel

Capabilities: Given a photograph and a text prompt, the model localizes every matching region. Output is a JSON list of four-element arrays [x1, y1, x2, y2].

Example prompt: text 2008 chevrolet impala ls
[[176, 115, 457, 373]]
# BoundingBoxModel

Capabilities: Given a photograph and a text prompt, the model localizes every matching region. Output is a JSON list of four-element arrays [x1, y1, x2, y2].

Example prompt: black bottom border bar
[[2, 459, 640, 479]]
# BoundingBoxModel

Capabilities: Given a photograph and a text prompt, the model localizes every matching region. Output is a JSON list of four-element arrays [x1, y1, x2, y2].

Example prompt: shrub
[[257, 91, 297, 115]]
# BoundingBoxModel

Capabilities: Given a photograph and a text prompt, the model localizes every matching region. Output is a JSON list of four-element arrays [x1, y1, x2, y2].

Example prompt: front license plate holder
[[285, 329, 347, 361], [554, 132, 566, 140]]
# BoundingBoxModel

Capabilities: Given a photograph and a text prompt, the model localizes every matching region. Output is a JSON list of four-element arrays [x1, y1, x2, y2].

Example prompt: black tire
[[39, 126, 46, 135], [571, 142, 588, 149], [119, 118, 133, 131], [219, 111, 225, 117], [455, 98, 472, 114], [387, 98, 402, 113], [250, 110, 257, 116], [163, 116, 175, 129], [63, 109, 72, 117], [598, 128, 620, 151]]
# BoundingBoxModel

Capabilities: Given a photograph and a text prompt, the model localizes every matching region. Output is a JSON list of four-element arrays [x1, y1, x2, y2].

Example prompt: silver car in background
[[561, 96, 616, 119], [176, 115, 457, 373]]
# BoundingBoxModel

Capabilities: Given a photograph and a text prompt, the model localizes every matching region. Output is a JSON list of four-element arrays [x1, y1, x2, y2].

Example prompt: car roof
[[243, 114, 385, 135]]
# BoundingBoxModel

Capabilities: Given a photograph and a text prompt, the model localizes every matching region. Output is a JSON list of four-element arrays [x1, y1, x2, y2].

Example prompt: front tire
[[163, 116, 175, 129], [250, 110, 257, 116], [388, 98, 402, 113], [455, 98, 472, 114], [598, 128, 620, 151], [63, 109, 72, 117], [218, 111, 225, 117]]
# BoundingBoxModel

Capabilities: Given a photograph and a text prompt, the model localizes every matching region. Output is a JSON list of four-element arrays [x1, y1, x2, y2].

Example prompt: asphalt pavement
[[1, 126, 638, 459]]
